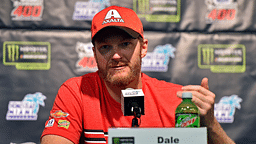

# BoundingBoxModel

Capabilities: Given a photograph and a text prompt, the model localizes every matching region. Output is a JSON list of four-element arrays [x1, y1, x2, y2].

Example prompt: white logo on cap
[[104, 9, 121, 19], [102, 9, 124, 25]]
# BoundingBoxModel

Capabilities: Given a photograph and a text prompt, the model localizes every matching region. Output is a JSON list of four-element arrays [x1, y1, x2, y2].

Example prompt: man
[[41, 6, 235, 144]]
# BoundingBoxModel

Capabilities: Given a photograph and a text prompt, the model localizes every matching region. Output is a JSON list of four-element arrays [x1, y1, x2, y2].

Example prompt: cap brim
[[92, 26, 140, 42], [117, 26, 140, 38]]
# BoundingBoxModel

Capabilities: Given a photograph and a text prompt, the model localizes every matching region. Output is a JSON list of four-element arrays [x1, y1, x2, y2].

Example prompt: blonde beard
[[106, 63, 140, 88], [99, 57, 141, 88], [96, 39, 144, 88]]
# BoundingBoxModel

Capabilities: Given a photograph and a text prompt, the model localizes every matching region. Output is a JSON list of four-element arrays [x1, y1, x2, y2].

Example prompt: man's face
[[93, 28, 147, 88]]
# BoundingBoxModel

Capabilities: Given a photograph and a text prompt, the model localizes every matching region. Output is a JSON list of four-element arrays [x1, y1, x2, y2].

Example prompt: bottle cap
[[182, 92, 192, 98]]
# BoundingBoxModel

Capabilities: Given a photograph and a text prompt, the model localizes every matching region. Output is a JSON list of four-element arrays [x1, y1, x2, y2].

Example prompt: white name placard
[[108, 127, 207, 144]]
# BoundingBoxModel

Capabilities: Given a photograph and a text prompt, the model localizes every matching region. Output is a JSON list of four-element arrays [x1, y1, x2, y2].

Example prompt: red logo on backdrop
[[11, 0, 44, 21], [207, 9, 236, 21], [205, 0, 238, 23], [75, 42, 98, 72], [78, 57, 97, 68]]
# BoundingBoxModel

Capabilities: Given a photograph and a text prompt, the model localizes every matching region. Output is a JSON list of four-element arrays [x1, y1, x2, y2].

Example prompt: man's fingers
[[177, 91, 213, 116], [191, 94, 214, 116], [201, 77, 209, 90], [177, 78, 215, 116], [179, 90, 214, 104], [182, 85, 214, 97]]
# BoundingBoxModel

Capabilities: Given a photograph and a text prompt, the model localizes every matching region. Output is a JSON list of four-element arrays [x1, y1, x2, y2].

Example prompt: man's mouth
[[108, 61, 129, 70], [109, 63, 128, 70], [111, 65, 126, 69]]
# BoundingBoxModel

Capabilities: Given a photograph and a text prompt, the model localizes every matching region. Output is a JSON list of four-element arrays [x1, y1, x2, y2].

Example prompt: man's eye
[[101, 45, 110, 49], [98, 45, 111, 54], [121, 42, 131, 47]]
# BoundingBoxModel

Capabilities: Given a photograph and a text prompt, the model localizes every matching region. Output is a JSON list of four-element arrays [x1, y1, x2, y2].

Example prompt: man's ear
[[92, 46, 95, 52], [141, 39, 148, 58], [92, 46, 96, 58]]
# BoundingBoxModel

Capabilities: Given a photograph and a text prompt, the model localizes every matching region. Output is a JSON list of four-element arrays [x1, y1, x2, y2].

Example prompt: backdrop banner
[[0, 0, 255, 143]]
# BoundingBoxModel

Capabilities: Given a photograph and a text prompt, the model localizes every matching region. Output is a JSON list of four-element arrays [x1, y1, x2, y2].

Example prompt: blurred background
[[0, 0, 255, 143]]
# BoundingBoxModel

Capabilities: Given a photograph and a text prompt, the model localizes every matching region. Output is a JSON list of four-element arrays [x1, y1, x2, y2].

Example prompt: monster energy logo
[[202, 47, 214, 65], [113, 137, 120, 144], [137, 0, 150, 14], [3, 41, 51, 70], [133, 0, 180, 22], [198, 44, 246, 73], [7, 44, 20, 62], [112, 137, 134, 144]]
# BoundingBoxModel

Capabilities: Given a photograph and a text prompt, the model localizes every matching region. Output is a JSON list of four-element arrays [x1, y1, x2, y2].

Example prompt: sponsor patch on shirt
[[50, 110, 69, 118], [58, 120, 70, 129], [45, 118, 55, 127]]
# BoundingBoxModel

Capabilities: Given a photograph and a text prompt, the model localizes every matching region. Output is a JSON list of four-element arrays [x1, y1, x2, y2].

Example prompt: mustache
[[108, 60, 129, 68]]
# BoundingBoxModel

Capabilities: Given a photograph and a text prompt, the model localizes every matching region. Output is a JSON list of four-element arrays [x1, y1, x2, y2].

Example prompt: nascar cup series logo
[[6, 92, 46, 120], [214, 95, 242, 123]]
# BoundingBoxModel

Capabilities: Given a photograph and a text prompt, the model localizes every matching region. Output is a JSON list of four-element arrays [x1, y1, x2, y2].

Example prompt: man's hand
[[177, 78, 236, 143], [177, 77, 215, 127]]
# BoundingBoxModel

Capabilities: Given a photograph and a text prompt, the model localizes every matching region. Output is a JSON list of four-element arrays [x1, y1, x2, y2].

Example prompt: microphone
[[121, 88, 145, 117]]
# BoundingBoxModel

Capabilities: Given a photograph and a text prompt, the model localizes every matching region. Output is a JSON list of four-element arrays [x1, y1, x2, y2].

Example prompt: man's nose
[[111, 47, 122, 60], [112, 52, 122, 60]]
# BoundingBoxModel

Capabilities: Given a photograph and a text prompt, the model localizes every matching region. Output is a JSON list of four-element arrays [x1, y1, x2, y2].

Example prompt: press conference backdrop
[[0, 0, 255, 143]]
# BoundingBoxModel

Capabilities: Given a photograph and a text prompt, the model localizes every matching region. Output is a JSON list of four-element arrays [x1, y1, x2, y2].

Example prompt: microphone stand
[[131, 106, 141, 127]]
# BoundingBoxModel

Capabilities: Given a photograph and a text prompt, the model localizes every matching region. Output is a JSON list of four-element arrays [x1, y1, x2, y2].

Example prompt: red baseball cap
[[91, 6, 144, 42]]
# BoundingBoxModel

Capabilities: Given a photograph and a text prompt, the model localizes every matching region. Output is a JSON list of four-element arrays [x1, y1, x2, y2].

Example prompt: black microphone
[[121, 88, 145, 117]]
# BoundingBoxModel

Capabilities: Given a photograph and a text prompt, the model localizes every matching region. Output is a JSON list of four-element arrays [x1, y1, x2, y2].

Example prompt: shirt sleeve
[[41, 79, 83, 144]]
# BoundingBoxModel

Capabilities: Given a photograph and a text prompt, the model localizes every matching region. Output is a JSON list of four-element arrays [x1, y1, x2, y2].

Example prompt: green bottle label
[[175, 113, 200, 127]]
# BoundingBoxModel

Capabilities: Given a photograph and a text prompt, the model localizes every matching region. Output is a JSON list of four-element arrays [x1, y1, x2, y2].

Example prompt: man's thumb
[[201, 77, 209, 90]]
